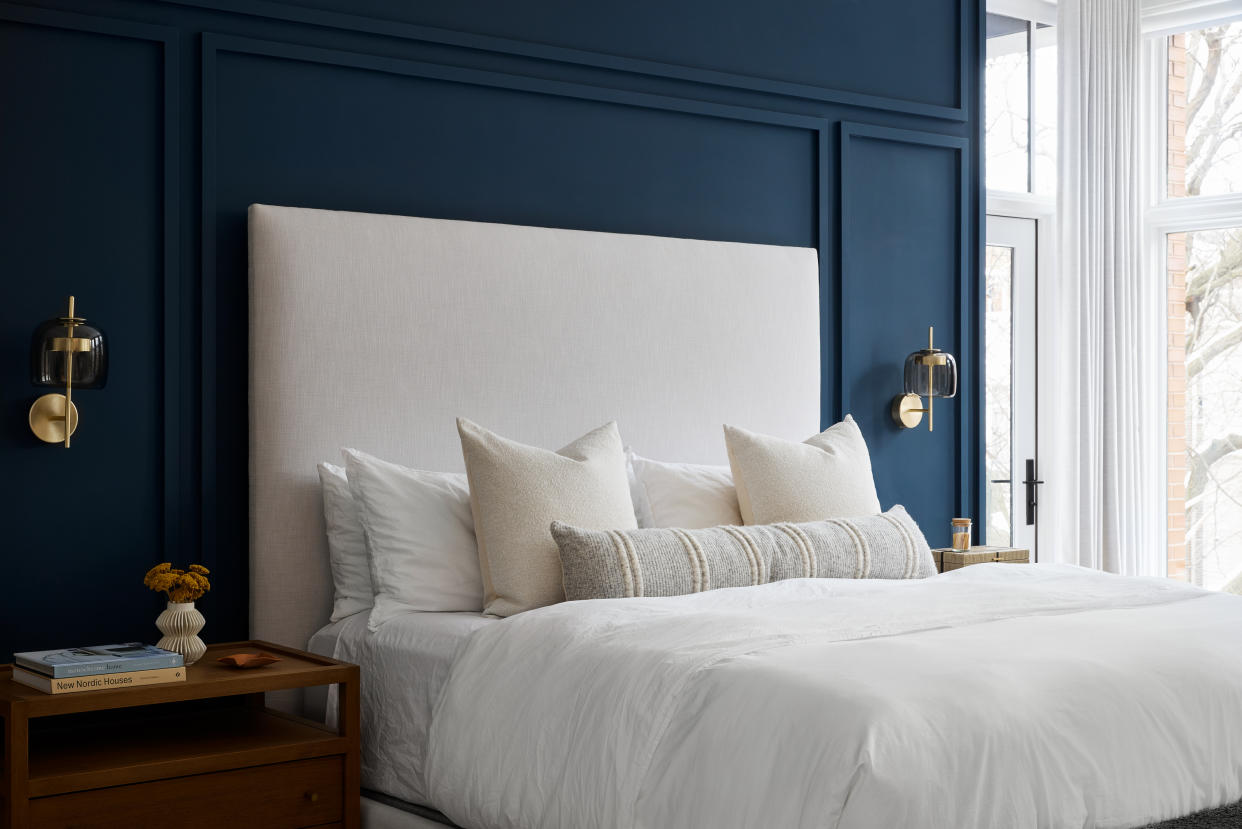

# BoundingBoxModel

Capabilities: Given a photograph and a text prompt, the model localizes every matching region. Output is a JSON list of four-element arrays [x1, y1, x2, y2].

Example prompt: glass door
[[985, 215, 1039, 556]]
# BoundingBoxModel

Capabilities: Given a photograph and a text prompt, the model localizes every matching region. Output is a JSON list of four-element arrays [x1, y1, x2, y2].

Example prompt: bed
[[249, 204, 1242, 828], [308, 611, 493, 807]]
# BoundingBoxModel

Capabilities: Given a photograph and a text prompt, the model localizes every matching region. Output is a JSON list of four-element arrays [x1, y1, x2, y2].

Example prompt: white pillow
[[625, 451, 656, 528], [458, 418, 636, 617], [628, 450, 741, 528], [317, 463, 374, 621], [343, 449, 483, 628], [724, 414, 881, 525]]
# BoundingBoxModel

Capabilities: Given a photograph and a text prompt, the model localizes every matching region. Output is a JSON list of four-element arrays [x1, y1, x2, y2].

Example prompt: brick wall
[[1167, 34, 1189, 580]]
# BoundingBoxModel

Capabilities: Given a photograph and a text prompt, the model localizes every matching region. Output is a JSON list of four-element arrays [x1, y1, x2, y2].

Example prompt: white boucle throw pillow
[[458, 418, 637, 617], [724, 414, 881, 525]]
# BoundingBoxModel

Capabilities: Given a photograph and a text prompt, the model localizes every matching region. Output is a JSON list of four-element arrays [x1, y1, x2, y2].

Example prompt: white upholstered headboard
[[249, 204, 820, 650]]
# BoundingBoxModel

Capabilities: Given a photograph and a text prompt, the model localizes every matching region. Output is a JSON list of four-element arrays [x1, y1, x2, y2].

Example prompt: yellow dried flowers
[[144, 562, 211, 603]]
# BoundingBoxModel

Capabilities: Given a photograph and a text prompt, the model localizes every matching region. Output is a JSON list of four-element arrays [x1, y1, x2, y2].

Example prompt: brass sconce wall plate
[[29, 394, 79, 443], [891, 392, 924, 429]]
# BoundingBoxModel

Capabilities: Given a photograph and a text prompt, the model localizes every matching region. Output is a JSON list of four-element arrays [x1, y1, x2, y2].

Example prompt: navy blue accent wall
[[0, 0, 983, 661]]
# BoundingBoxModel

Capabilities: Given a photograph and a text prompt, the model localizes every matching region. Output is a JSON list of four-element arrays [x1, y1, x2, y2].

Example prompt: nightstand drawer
[[29, 755, 342, 829]]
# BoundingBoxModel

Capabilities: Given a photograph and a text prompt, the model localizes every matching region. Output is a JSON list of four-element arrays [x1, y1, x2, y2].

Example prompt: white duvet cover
[[426, 564, 1242, 829]]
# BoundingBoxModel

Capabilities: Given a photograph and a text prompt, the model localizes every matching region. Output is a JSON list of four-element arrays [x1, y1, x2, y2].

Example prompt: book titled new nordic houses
[[11, 665, 186, 694]]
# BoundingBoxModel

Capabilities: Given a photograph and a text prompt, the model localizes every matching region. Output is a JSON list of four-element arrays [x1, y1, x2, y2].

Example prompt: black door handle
[[1022, 458, 1043, 526]]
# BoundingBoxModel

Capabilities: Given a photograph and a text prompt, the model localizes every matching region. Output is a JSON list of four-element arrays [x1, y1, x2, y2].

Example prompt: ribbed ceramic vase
[[156, 601, 207, 666]]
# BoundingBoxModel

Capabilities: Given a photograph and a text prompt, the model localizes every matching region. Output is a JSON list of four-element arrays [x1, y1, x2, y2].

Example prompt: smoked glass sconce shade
[[892, 326, 957, 432], [28, 296, 107, 447], [31, 316, 108, 389], [903, 349, 956, 398]]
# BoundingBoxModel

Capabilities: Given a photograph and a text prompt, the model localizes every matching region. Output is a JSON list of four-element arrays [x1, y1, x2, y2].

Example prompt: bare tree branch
[[1187, 319, 1242, 376], [1184, 232, 1242, 356], [1185, 31, 1242, 196], [1187, 434, 1242, 504], [1186, 30, 1223, 131], [1188, 123, 1242, 195]]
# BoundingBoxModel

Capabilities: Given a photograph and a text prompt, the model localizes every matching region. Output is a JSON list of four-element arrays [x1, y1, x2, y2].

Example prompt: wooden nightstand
[[932, 546, 1030, 573], [0, 640, 359, 829]]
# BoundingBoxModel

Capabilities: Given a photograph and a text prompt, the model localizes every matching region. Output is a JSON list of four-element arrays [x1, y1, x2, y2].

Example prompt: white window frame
[[984, 0, 1057, 315], [985, 0, 1057, 559], [986, 0, 1057, 203], [1145, 0, 1242, 36], [987, 0, 1056, 30], [1143, 6, 1242, 223], [1140, 7, 1242, 579], [984, 215, 1040, 553]]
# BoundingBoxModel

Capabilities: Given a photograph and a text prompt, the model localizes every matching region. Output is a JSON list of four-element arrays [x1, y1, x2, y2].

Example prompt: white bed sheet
[[426, 564, 1242, 829], [309, 609, 495, 807]]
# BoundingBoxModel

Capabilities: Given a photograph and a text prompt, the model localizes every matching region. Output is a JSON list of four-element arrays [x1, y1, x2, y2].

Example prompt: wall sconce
[[28, 296, 107, 448], [891, 326, 957, 432]]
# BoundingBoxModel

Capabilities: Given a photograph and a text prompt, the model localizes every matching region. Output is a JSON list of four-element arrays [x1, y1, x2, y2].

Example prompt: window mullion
[[1027, 19, 1036, 193], [1148, 194, 1242, 233]]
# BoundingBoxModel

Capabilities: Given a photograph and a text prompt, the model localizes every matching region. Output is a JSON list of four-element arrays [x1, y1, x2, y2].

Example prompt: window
[[1168, 226, 1242, 589], [985, 244, 1014, 545], [985, 13, 1057, 194], [1168, 23, 1242, 198], [1150, 16, 1242, 590]]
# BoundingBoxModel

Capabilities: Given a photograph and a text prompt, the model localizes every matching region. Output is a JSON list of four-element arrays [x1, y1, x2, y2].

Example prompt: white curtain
[[1044, 0, 1164, 575]]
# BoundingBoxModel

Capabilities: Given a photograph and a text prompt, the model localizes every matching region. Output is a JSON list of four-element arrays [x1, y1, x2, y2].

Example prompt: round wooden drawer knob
[[306, 791, 320, 803]]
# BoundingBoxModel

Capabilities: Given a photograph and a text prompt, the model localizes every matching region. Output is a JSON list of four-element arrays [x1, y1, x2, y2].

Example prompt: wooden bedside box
[[0, 640, 359, 829], [932, 546, 1030, 573]]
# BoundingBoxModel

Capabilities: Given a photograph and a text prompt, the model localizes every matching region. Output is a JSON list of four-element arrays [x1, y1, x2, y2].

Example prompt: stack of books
[[11, 643, 186, 695]]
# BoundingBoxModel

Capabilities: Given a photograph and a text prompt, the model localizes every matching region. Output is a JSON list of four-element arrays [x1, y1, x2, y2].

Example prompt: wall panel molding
[[169, 0, 968, 120], [199, 31, 839, 567], [0, 2, 184, 556], [838, 120, 972, 516]]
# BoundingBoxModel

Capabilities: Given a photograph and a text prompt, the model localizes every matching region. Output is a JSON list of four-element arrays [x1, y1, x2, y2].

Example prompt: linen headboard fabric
[[249, 204, 821, 651]]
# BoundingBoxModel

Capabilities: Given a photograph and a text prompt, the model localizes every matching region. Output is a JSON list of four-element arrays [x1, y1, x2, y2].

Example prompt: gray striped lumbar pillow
[[552, 505, 934, 602]]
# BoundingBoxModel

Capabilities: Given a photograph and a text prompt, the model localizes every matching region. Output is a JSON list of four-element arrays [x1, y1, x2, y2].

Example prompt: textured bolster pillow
[[553, 505, 934, 601]]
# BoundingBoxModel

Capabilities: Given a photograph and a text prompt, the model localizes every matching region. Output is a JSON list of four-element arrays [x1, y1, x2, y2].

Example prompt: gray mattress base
[[1141, 799, 1242, 828]]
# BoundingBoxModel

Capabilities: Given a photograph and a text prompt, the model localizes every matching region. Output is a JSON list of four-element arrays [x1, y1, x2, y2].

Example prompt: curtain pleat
[[1046, 0, 1163, 575]]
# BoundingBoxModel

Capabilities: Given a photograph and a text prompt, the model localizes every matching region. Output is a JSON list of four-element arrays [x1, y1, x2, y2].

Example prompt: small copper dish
[[217, 652, 281, 669]]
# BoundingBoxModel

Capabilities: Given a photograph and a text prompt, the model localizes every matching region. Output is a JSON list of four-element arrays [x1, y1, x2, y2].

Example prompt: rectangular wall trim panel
[[165, 0, 969, 120], [0, 2, 186, 656], [0, 3, 185, 568], [839, 121, 974, 528], [200, 30, 836, 580]]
